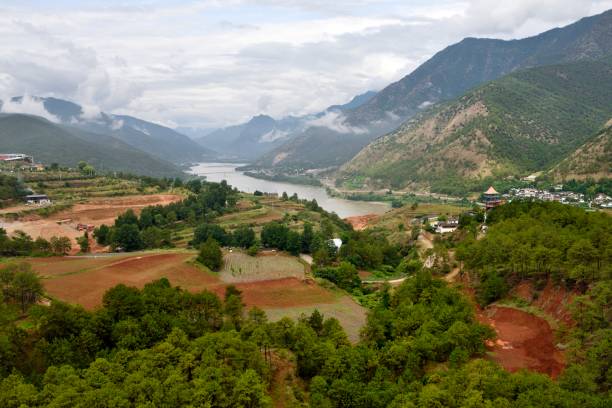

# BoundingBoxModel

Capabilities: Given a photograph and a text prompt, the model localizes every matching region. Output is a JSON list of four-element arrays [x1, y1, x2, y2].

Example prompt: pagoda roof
[[484, 186, 499, 195]]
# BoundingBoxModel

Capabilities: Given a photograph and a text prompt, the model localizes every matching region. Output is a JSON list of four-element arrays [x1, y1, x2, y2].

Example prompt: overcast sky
[[0, 0, 611, 129]]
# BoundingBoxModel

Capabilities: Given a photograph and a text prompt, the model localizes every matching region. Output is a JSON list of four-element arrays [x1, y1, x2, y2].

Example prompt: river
[[190, 163, 390, 218]]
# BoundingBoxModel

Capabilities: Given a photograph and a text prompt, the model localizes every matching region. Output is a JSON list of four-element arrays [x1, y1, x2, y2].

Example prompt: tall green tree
[[198, 237, 223, 271]]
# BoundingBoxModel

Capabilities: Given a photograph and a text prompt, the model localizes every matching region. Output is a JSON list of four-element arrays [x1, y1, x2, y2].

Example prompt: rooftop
[[484, 186, 499, 195]]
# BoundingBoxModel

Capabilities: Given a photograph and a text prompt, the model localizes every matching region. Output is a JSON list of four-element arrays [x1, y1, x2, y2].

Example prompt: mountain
[[196, 91, 377, 162], [339, 60, 612, 194], [549, 123, 612, 181], [195, 115, 300, 161], [256, 9, 612, 171], [0, 113, 183, 178], [34, 97, 215, 164], [325, 90, 378, 112]]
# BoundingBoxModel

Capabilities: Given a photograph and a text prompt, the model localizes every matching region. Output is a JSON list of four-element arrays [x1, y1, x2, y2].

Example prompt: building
[[328, 238, 343, 250], [25, 194, 51, 205], [436, 222, 458, 234], [483, 186, 504, 210], [0, 153, 33, 163]]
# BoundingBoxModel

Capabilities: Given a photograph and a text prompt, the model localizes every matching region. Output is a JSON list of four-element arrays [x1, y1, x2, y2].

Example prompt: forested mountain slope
[[549, 124, 612, 181], [34, 97, 215, 164], [340, 60, 612, 193], [255, 9, 612, 171], [0, 114, 183, 177]]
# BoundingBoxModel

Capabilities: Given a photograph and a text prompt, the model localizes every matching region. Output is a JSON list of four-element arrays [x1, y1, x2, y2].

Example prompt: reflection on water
[[190, 163, 389, 218]]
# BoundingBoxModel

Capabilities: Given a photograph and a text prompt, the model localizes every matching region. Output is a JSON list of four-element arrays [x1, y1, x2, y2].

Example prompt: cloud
[[260, 129, 289, 142], [306, 111, 367, 134], [0, 0, 610, 128], [0, 94, 61, 123], [110, 118, 124, 131]]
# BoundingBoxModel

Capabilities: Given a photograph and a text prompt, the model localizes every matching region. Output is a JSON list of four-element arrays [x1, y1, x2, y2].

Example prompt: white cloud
[[110, 119, 124, 130], [306, 111, 367, 134], [0, 94, 60, 123], [0, 0, 610, 128], [260, 129, 289, 142]]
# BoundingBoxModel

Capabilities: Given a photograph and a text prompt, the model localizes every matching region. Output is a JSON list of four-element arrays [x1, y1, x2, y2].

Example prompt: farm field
[[220, 251, 306, 282], [1, 194, 182, 253], [27, 250, 366, 340]]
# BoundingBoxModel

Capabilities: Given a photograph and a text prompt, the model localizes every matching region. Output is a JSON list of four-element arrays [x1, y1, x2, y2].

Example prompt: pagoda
[[483, 186, 503, 210]]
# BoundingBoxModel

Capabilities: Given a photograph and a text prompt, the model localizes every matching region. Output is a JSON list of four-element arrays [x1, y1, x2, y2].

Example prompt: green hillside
[[340, 60, 612, 194], [550, 124, 612, 181], [0, 114, 183, 178]]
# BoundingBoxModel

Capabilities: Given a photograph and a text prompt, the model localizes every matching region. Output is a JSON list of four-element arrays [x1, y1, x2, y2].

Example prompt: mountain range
[[35, 97, 215, 164], [195, 91, 377, 162], [252, 8, 612, 173], [0, 9, 610, 187], [339, 59, 612, 194], [0, 113, 183, 178], [0, 97, 216, 177]]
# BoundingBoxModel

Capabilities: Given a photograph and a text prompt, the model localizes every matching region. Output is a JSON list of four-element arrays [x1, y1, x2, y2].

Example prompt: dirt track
[[345, 214, 379, 230]]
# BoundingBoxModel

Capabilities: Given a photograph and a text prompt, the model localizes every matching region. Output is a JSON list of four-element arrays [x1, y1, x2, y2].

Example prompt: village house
[[436, 221, 458, 234], [25, 194, 51, 205]]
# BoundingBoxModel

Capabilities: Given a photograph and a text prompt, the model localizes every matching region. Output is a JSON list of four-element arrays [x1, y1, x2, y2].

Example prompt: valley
[[190, 162, 390, 218], [0, 3, 611, 407]]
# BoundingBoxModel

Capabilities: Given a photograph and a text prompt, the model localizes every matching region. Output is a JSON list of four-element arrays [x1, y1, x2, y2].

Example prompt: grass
[[368, 202, 467, 244]]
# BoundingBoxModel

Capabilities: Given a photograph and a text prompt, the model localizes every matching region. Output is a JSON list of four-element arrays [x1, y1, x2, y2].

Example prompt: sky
[[0, 0, 611, 129]]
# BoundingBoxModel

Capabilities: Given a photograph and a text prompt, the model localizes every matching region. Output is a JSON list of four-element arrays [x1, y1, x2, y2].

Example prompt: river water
[[190, 163, 390, 218]]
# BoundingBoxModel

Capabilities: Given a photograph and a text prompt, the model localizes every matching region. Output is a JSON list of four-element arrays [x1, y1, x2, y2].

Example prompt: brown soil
[[479, 306, 564, 378], [41, 253, 215, 309], [2, 194, 182, 254], [231, 278, 336, 308], [345, 214, 378, 230], [56, 194, 182, 226], [269, 351, 305, 408], [512, 281, 576, 326], [358, 271, 372, 279], [457, 275, 565, 378]]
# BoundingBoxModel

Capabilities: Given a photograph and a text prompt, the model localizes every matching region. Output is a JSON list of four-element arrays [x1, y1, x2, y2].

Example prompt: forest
[[0, 183, 610, 407], [1, 266, 610, 407]]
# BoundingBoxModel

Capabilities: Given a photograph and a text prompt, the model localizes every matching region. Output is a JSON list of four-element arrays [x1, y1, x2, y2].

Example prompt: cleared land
[[479, 306, 565, 378], [1, 194, 182, 253], [29, 251, 366, 341], [220, 251, 306, 283]]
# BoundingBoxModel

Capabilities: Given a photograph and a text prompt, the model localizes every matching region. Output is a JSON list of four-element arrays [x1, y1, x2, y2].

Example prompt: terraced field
[[27, 251, 367, 341]]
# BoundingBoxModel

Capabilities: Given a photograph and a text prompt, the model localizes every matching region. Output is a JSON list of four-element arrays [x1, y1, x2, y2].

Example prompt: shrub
[[198, 238, 223, 271]]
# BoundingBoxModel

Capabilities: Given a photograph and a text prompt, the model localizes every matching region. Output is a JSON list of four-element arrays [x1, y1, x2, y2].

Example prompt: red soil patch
[[358, 271, 372, 279], [345, 214, 378, 231], [478, 306, 565, 378], [512, 281, 576, 326], [455, 275, 565, 378], [234, 278, 336, 308]]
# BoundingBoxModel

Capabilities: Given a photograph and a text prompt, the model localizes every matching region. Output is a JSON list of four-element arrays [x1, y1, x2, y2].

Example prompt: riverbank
[[242, 171, 322, 187], [190, 162, 390, 218]]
